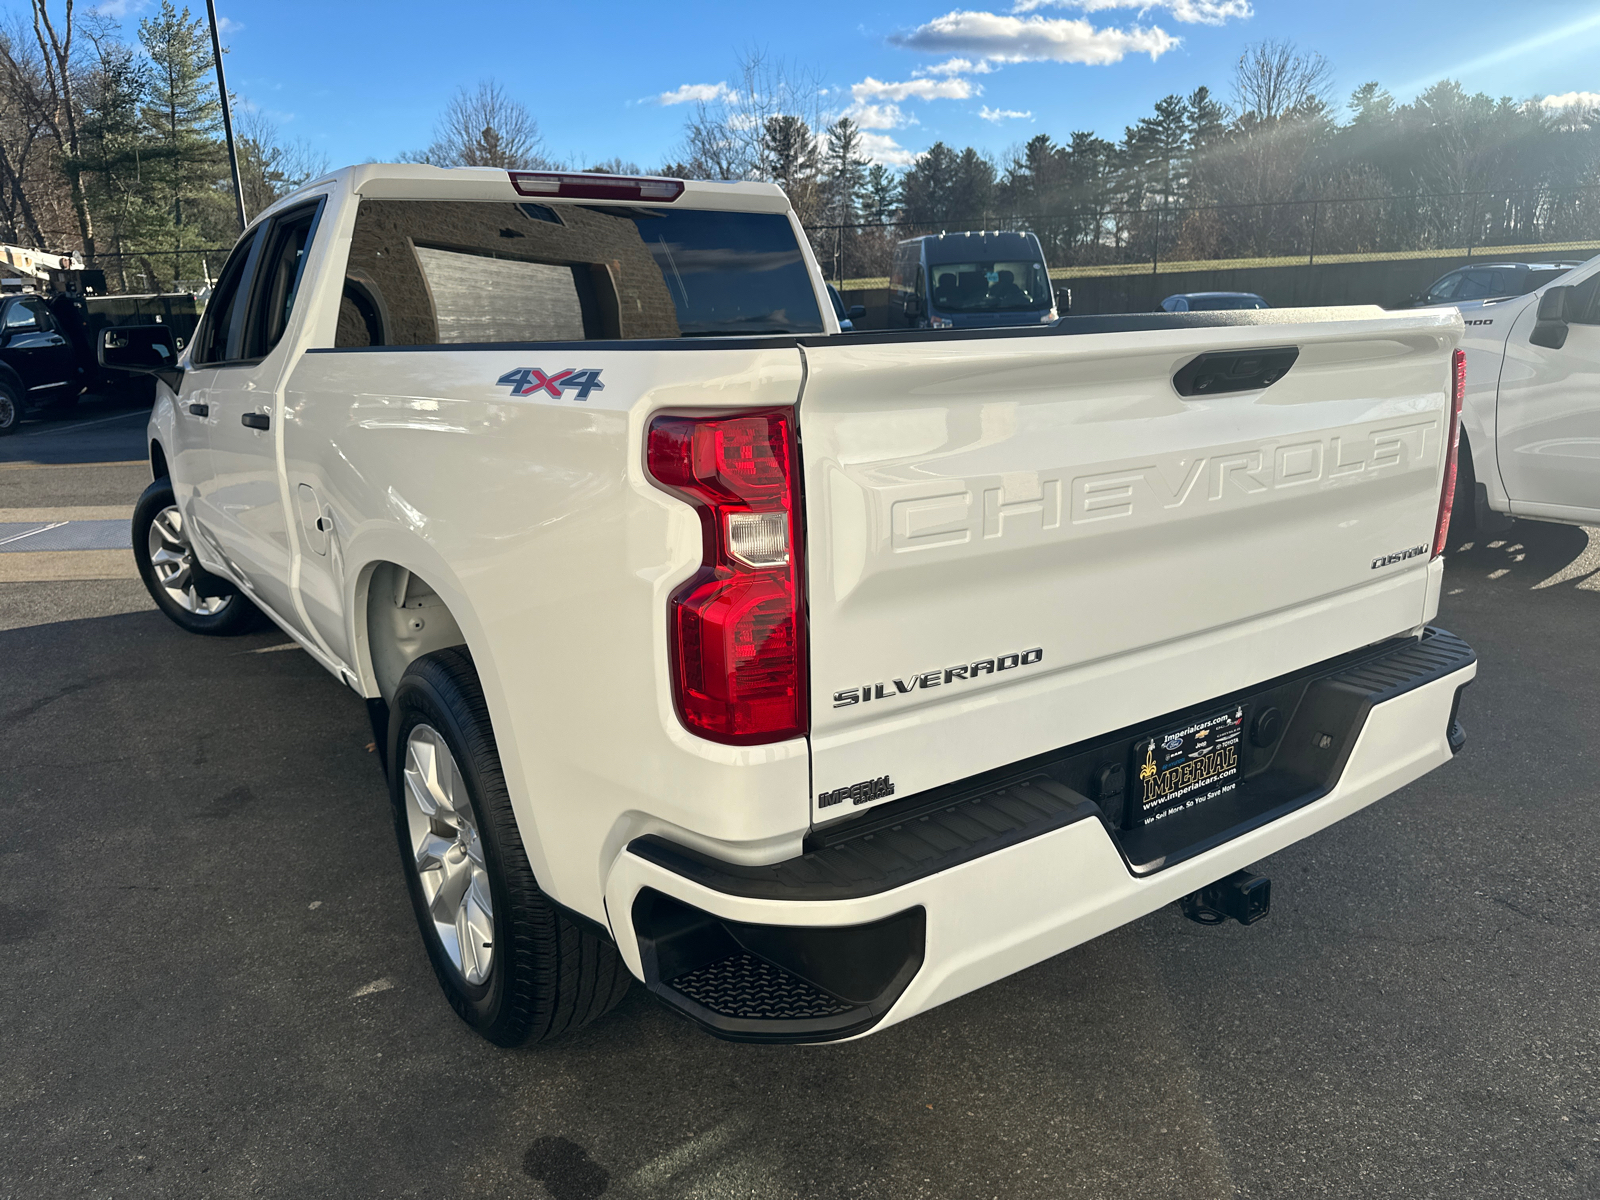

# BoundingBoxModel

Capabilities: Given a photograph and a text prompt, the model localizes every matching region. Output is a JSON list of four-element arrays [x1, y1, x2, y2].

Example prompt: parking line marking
[[0, 459, 144, 471], [0, 522, 66, 547], [19, 409, 150, 436]]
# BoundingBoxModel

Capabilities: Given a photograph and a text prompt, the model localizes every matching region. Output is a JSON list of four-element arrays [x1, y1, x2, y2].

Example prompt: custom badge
[[496, 367, 605, 401]]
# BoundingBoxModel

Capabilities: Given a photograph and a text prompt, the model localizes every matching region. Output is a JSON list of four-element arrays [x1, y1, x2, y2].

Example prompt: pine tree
[[759, 114, 819, 222], [78, 27, 149, 289], [899, 141, 959, 228], [821, 117, 867, 225], [863, 163, 899, 224], [137, 1, 227, 286]]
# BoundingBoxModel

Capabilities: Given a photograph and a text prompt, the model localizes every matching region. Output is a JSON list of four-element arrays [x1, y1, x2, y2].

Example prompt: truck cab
[[1455, 253, 1600, 529], [891, 230, 1057, 330]]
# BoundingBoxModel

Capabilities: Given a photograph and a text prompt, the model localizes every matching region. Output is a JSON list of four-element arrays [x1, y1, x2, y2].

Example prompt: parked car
[[1161, 292, 1268, 312], [113, 165, 1476, 1049], [0, 290, 199, 434], [891, 230, 1058, 329], [1450, 253, 1600, 533], [826, 283, 864, 331], [1408, 261, 1583, 312]]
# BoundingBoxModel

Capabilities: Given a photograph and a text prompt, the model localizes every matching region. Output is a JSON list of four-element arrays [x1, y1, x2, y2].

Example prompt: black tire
[[132, 478, 263, 635], [388, 647, 631, 1046], [1448, 433, 1479, 547], [0, 377, 20, 436]]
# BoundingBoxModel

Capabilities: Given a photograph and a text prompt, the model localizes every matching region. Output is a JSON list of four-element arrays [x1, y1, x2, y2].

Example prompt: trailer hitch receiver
[[1180, 870, 1271, 926]]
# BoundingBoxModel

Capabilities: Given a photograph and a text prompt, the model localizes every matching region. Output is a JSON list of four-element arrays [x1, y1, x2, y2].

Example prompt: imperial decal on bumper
[[832, 647, 1044, 707], [818, 775, 895, 808]]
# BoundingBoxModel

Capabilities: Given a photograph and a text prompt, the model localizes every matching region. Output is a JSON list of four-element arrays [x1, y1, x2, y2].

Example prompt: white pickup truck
[[110, 165, 1477, 1046], [1451, 253, 1600, 532]]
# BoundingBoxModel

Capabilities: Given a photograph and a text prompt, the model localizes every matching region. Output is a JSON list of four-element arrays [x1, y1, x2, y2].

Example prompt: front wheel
[[0, 378, 20, 435], [389, 647, 631, 1045], [132, 478, 262, 635]]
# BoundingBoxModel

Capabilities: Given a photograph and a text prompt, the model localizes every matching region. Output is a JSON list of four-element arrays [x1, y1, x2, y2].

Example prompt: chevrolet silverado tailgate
[[798, 307, 1462, 820]]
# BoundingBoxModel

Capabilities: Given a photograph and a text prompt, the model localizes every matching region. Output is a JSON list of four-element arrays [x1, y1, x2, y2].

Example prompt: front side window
[[3, 298, 49, 329], [335, 200, 823, 347], [926, 259, 1052, 313], [247, 203, 322, 359]]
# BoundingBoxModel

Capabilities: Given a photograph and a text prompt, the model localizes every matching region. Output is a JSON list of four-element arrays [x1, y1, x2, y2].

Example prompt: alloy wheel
[[146, 506, 232, 615], [402, 724, 496, 985]]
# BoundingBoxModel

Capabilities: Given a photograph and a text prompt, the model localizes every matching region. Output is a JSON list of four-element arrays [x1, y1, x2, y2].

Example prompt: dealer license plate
[[1130, 704, 1247, 827]]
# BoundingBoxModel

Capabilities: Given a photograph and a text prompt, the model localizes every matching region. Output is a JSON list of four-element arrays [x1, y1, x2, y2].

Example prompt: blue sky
[[76, 0, 1600, 171]]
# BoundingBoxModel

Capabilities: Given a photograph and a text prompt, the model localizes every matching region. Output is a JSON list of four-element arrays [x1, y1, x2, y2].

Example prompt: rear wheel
[[389, 647, 631, 1046], [132, 478, 262, 635], [1447, 433, 1479, 547], [0, 378, 20, 436]]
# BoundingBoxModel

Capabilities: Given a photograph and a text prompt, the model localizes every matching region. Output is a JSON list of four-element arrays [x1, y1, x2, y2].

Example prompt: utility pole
[[206, 0, 248, 232]]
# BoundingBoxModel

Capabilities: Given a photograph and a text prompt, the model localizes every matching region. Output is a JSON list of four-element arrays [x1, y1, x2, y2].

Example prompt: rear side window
[[1456, 269, 1510, 301], [335, 200, 823, 347], [1425, 272, 1461, 303]]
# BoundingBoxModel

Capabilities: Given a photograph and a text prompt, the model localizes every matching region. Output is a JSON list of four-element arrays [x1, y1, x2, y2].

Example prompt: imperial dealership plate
[[1130, 705, 1247, 827]]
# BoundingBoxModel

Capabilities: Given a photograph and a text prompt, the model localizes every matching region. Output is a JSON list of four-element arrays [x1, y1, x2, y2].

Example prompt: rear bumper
[[605, 629, 1476, 1042]]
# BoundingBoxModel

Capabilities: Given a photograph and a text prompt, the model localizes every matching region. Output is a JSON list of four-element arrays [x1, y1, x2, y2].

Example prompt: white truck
[[1449, 253, 1600, 532], [108, 165, 1478, 1046]]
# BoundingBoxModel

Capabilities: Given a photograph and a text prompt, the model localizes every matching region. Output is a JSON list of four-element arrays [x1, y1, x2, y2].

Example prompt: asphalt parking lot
[[3, 404, 1599, 1200]]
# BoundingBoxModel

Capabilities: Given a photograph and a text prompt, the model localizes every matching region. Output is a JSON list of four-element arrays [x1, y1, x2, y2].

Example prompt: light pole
[[206, 0, 248, 232]]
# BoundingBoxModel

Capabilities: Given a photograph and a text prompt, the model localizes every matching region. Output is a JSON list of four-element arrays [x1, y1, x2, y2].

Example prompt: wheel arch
[[355, 558, 473, 706], [350, 549, 558, 900], [149, 438, 168, 482]]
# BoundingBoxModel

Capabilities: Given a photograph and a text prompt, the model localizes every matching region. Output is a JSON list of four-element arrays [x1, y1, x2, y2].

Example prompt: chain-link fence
[[84, 249, 233, 296], [808, 184, 1600, 289]]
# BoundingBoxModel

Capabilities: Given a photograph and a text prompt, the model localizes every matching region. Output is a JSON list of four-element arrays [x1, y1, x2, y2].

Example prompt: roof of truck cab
[[249, 164, 792, 229]]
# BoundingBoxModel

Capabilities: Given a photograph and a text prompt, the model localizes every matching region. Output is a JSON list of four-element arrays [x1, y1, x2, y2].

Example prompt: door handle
[[241, 412, 270, 431], [188, 403, 209, 417]]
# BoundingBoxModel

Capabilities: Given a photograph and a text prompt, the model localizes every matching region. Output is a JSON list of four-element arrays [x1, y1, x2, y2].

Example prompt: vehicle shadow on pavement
[[0, 606, 1237, 1200], [1442, 519, 1598, 593]]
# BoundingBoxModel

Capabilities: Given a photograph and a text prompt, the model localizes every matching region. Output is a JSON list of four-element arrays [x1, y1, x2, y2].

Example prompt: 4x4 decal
[[496, 367, 605, 401]]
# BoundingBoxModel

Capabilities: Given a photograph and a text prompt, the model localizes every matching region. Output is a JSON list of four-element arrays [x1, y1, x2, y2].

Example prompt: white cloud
[[915, 57, 997, 76], [217, 14, 244, 33], [891, 11, 1179, 64], [851, 76, 978, 102], [92, 0, 146, 17], [1540, 91, 1600, 109], [979, 105, 1034, 121], [656, 82, 732, 106], [859, 131, 917, 167], [849, 102, 912, 130], [1011, 0, 1249, 24]]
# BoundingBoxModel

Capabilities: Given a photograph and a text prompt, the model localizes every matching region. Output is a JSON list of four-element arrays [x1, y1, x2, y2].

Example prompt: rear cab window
[[335, 201, 824, 347]]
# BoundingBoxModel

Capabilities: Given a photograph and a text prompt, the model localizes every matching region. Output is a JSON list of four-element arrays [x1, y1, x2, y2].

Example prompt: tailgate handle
[[1173, 346, 1298, 397]]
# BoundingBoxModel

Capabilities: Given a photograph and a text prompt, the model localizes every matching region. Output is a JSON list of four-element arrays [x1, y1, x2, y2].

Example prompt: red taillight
[[509, 171, 685, 202], [647, 410, 807, 744], [1433, 348, 1467, 559]]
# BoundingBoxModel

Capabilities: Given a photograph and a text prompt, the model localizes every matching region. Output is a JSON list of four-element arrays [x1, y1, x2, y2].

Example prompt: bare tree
[[0, 23, 56, 246], [668, 50, 825, 182], [1232, 40, 1333, 124], [409, 80, 550, 170], [236, 108, 329, 216], [18, 0, 96, 260]]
